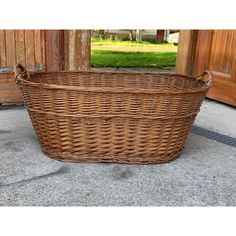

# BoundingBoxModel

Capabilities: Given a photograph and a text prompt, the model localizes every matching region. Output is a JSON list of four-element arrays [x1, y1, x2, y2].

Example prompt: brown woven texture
[[14, 63, 212, 164]]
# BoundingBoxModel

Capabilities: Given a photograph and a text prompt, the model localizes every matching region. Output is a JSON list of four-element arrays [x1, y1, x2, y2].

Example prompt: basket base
[[41, 147, 184, 164]]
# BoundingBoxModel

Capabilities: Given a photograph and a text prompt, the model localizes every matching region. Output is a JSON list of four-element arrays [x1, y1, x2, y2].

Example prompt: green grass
[[91, 50, 177, 68], [91, 38, 175, 48]]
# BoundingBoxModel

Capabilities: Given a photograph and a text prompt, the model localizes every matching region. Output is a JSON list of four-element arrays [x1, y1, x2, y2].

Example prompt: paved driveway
[[0, 100, 235, 206]]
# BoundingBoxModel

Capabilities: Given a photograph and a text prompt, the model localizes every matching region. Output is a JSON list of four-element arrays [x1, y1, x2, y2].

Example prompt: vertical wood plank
[[5, 30, 16, 69], [214, 30, 223, 71], [222, 30, 231, 73], [230, 30, 236, 82], [64, 30, 70, 70], [40, 30, 46, 70], [218, 30, 228, 73], [0, 30, 7, 68], [15, 30, 26, 66], [34, 30, 43, 70], [45, 30, 64, 71], [192, 30, 213, 76], [175, 30, 197, 75], [25, 30, 35, 70], [64, 30, 91, 71], [208, 30, 218, 71], [80, 30, 91, 70], [224, 30, 234, 73]]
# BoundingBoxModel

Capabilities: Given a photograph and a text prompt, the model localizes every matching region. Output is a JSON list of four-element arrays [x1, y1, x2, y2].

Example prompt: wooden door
[[193, 30, 236, 107], [0, 30, 91, 104], [176, 30, 236, 107], [0, 30, 45, 103]]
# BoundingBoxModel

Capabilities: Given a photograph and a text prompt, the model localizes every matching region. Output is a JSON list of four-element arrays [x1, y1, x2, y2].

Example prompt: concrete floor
[[0, 99, 235, 206]]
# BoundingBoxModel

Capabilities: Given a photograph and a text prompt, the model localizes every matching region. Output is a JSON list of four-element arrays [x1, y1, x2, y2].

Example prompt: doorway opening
[[90, 29, 179, 73]]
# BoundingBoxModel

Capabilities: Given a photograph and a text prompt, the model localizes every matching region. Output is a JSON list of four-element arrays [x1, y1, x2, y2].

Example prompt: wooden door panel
[[193, 30, 236, 107], [207, 75, 236, 106], [208, 30, 234, 75], [0, 30, 45, 103], [0, 30, 91, 104], [0, 73, 22, 103], [0, 30, 45, 71]]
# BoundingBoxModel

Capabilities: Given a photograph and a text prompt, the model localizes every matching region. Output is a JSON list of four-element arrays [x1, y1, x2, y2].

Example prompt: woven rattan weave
[[14, 64, 212, 164]]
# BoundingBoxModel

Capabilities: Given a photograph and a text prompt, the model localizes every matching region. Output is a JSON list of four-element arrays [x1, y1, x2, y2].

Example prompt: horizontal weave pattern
[[14, 65, 211, 164]]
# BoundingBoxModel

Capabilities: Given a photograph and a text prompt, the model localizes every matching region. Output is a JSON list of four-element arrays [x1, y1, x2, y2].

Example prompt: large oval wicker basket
[[14, 64, 212, 164]]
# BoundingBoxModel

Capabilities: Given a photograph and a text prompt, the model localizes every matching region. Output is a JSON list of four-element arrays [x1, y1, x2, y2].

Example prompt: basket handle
[[196, 70, 212, 87], [13, 63, 30, 85]]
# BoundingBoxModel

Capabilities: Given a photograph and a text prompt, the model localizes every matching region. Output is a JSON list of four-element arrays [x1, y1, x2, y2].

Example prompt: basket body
[[16, 70, 210, 164]]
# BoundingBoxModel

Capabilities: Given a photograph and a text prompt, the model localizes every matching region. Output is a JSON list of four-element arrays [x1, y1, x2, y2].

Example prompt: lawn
[[91, 38, 176, 48], [91, 38, 177, 68], [91, 50, 177, 68]]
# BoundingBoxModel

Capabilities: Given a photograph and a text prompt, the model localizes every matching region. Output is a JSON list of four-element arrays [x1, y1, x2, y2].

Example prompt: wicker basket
[[14, 64, 212, 164]]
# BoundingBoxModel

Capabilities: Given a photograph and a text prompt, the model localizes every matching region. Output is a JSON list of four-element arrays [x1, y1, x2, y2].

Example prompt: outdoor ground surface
[[0, 99, 235, 206], [91, 40, 177, 68], [91, 50, 177, 68]]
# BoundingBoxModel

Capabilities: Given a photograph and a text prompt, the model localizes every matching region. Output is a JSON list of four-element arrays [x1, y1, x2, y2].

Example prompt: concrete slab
[[0, 100, 235, 206], [195, 99, 236, 138]]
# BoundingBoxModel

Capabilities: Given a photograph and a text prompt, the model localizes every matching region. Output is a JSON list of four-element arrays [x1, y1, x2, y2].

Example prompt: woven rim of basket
[[14, 66, 212, 94], [17, 72, 210, 94]]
